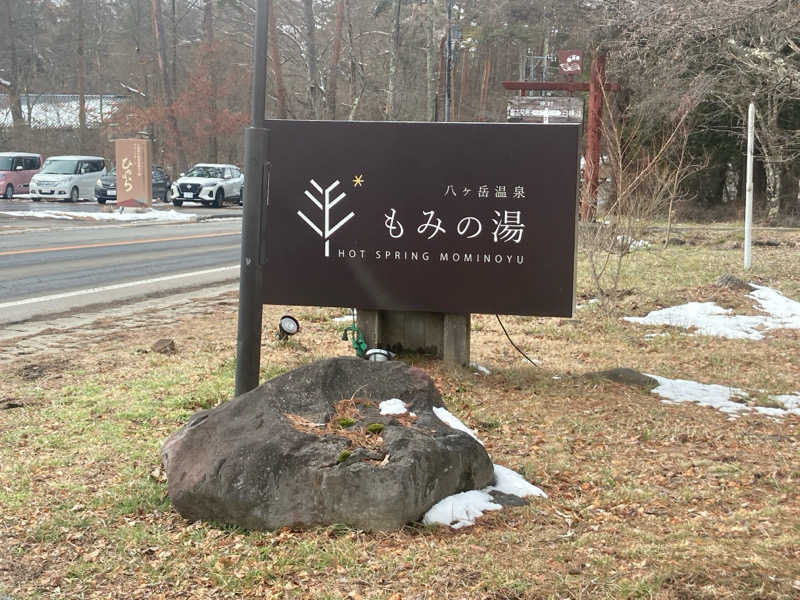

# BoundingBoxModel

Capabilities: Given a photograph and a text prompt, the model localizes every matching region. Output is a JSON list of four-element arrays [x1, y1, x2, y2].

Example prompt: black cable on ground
[[495, 314, 540, 368]]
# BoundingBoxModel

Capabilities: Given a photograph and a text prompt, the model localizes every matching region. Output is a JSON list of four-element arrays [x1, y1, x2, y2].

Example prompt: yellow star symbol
[[352, 174, 364, 187]]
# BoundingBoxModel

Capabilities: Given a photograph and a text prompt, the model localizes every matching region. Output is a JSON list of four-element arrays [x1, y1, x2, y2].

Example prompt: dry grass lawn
[[1, 224, 799, 599]]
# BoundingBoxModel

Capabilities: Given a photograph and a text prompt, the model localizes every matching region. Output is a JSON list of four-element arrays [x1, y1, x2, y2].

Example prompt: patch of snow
[[647, 374, 750, 417], [624, 285, 800, 340], [422, 490, 502, 529], [772, 394, 800, 412], [646, 374, 800, 419], [644, 332, 669, 339], [749, 284, 800, 319], [617, 235, 650, 249], [626, 302, 756, 339], [0, 209, 197, 223], [433, 406, 483, 445], [423, 408, 547, 529], [469, 362, 491, 375], [423, 464, 546, 529], [379, 398, 407, 415], [488, 464, 547, 498], [333, 312, 355, 323], [1, 210, 73, 220], [752, 406, 790, 418]]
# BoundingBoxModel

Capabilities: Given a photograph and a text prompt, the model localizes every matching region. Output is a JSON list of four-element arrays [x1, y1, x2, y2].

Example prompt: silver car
[[29, 155, 107, 202], [170, 163, 244, 208]]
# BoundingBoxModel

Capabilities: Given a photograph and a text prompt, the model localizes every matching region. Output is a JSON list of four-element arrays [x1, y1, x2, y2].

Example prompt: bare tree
[[580, 91, 703, 303], [302, 0, 320, 118], [344, 0, 366, 120], [384, 0, 402, 120], [326, 0, 345, 119], [1, 0, 25, 131], [74, 0, 87, 153], [203, 0, 218, 161], [593, 0, 800, 219], [268, 0, 288, 118], [151, 0, 186, 171]]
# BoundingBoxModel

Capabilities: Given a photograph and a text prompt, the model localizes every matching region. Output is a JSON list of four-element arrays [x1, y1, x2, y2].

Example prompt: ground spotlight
[[365, 348, 391, 362], [277, 315, 299, 340]]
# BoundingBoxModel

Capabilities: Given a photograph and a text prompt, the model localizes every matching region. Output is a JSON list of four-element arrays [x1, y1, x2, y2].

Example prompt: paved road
[[0, 198, 243, 325], [0, 196, 243, 229]]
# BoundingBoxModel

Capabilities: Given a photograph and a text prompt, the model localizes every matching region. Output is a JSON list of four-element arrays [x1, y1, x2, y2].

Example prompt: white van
[[29, 155, 107, 202]]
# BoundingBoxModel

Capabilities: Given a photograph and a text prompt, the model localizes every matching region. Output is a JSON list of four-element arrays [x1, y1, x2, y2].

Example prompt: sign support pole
[[235, 0, 269, 396]]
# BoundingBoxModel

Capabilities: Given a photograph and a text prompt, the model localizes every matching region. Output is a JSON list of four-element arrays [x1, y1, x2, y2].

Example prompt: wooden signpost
[[503, 52, 619, 220], [114, 138, 152, 208]]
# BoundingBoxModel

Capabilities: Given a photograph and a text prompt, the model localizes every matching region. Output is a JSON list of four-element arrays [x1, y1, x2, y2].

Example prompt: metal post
[[744, 99, 754, 270], [235, 0, 269, 396]]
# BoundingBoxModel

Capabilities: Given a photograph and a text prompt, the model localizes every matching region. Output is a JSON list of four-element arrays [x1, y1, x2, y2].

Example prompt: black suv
[[95, 166, 172, 204]]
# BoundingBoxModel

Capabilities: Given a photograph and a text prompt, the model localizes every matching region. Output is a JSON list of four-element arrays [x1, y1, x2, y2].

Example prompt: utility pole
[[235, 0, 270, 396]]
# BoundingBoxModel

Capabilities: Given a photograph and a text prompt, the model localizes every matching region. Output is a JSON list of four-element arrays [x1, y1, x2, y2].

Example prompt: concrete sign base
[[357, 309, 470, 365]]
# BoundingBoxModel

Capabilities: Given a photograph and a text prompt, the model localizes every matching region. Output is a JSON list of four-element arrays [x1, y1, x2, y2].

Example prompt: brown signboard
[[260, 120, 579, 316], [115, 138, 152, 208]]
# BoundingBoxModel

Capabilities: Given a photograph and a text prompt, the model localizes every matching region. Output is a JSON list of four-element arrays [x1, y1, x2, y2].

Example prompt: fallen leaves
[[2, 228, 800, 599]]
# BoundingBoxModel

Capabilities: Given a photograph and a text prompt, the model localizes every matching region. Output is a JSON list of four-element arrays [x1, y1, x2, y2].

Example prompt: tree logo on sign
[[297, 179, 356, 257]]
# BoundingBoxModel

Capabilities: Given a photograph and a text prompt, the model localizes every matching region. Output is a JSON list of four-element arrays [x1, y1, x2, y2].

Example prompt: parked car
[[170, 163, 244, 208], [29, 155, 106, 202], [95, 165, 172, 204], [0, 152, 42, 198]]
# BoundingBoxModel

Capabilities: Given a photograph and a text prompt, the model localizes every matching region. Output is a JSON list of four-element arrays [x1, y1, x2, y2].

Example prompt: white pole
[[744, 100, 754, 270]]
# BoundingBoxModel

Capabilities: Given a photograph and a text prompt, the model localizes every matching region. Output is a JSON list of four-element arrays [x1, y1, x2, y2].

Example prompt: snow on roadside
[[646, 374, 800, 419], [625, 284, 800, 340], [0, 209, 197, 223], [1, 210, 73, 220]]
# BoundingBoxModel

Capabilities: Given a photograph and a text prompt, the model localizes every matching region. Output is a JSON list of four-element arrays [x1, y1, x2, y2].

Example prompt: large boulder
[[161, 357, 494, 531]]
